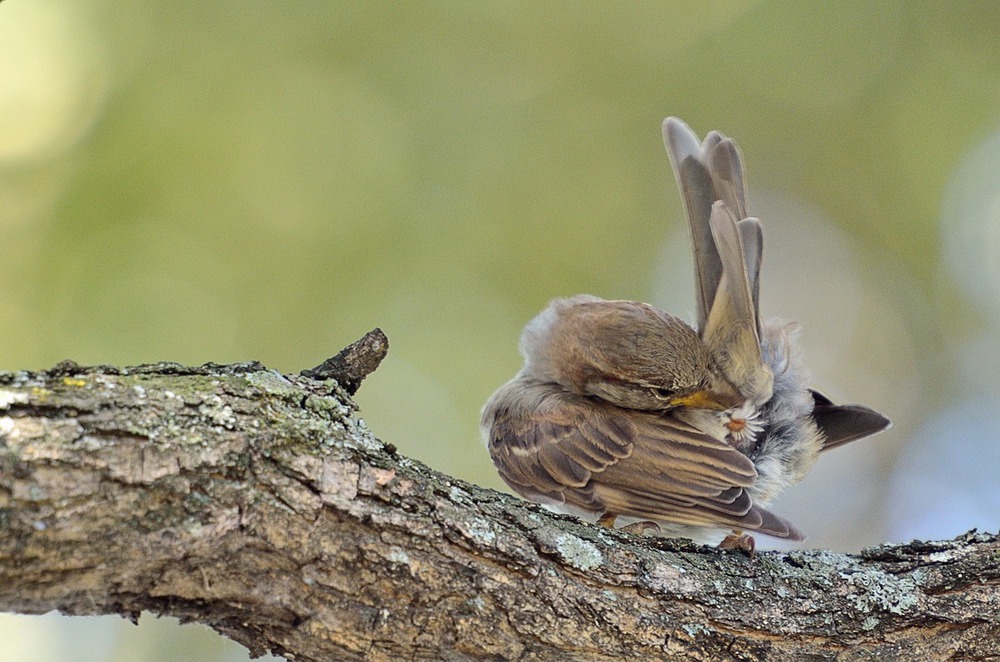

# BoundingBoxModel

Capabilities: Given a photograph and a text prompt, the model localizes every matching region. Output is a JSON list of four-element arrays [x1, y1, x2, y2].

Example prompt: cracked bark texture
[[0, 360, 998, 661]]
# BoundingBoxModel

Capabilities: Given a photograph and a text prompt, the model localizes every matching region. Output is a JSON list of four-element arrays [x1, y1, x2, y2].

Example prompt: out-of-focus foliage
[[3, 1, 1000, 659]]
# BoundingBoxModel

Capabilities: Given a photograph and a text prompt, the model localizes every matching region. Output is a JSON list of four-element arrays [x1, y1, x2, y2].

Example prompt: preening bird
[[481, 117, 890, 549]]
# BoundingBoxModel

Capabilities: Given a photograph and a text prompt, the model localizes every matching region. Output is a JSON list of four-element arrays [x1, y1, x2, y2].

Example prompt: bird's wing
[[701, 203, 772, 402], [703, 203, 761, 355], [809, 390, 892, 451], [487, 384, 803, 540], [703, 130, 749, 220], [664, 119, 772, 402], [737, 217, 763, 336], [664, 117, 722, 331], [663, 118, 755, 331]]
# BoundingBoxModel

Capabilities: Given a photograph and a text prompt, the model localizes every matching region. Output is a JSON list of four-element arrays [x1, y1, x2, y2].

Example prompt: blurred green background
[[3, 1, 1000, 659]]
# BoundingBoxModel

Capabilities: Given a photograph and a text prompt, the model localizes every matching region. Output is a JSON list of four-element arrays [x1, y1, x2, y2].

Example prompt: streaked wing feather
[[627, 416, 756, 480], [705, 134, 748, 220], [664, 117, 722, 331], [703, 203, 766, 390], [664, 119, 755, 337], [737, 218, 763, 333], [536, 438, 591, 487], [489, 386, 802, 538], [594, 485, 802, 540], [707, 202, 757, 330]]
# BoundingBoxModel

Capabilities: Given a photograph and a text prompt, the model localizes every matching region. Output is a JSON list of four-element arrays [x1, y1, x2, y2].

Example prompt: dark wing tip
[[809, 390, 892, 451], [754, 507, 805, 541]]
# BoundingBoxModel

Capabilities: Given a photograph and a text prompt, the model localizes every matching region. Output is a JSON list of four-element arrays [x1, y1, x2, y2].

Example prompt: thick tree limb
[[0, 356, 998, 661]]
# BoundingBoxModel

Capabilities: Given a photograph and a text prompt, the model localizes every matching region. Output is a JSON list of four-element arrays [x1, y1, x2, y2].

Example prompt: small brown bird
[[481, 117, 890, 549]]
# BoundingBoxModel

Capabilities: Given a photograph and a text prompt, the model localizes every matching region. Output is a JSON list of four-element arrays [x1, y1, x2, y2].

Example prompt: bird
[[480, 117, 891, 550]]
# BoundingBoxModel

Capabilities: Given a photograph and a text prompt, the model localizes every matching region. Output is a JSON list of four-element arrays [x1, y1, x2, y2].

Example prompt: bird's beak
[[669, 387, 742, 411]]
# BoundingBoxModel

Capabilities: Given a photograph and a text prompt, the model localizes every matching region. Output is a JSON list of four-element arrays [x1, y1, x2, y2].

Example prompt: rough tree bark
[[0, 334, 997, 661]]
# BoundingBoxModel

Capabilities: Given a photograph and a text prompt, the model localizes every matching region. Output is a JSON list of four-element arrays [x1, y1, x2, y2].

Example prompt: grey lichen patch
[[861, 615, 880, 631], [162, 389, 183, 403], [554, 533, 603, 571], [149, 412, 186, 445], [0, 389, 29, 409], [302, 394, 377, 452], [244, 370, 301, 399], [198, 395, 237, 429], [781, 549, 921, 620], [303, 394, 351, 420], [183, 519, 206, 538], [840, 566, 920, 617], [453, 517, 497, 547], [778, 549, 852, 589], [680, 621, 712, 637], [786, 549, 849, 572], [94, 374, 120, 391], [448, 485, 472, 505], [387, 546, 411, 565], [337, 416, 383, 453], [0, 369, 43, 389]]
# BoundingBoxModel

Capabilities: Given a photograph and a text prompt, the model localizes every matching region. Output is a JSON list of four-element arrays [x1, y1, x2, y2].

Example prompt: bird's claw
[[719, 531, 756, 557]]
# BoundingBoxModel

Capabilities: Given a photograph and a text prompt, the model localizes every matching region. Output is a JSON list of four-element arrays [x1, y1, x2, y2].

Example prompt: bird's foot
[[620, 521, 661, 536], [719, 531, 756, 557]]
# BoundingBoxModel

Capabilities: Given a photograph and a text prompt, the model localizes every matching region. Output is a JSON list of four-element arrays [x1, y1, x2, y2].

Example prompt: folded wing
[[486, 381, 803, 539]]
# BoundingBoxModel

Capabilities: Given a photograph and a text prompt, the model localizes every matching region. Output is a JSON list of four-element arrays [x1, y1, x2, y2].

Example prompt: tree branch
[[0, 355, 997, 661]]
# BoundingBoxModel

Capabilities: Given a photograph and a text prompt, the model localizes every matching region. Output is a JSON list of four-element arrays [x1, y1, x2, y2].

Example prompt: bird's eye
[[651, 387, 673, 400]]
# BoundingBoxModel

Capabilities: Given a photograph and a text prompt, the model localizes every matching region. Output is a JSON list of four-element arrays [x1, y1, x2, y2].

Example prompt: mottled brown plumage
[[481, 117, 890, 546]]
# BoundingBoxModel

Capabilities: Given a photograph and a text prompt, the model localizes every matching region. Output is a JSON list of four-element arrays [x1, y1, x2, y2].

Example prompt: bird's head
[[519, 295, 743, 412]]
